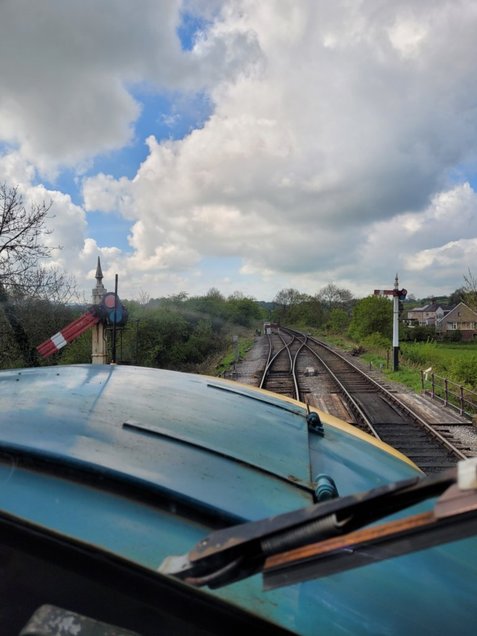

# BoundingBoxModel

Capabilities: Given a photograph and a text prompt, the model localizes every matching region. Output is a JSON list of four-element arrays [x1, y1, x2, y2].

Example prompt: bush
[[348, 296, 392, 341], [451, 355, 477, 387], [401, 325, 436, 342], [400, 341, 436, 363], [362, 333, 391, 350], [443, 330, 463, 342]]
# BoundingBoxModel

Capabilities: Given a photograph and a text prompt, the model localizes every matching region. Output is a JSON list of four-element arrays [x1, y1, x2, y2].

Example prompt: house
[[405, 302, 451, 327], [435, 302, 477, 341]]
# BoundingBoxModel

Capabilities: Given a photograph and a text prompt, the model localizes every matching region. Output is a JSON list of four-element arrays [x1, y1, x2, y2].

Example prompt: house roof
[[436, 301, 477, 324], [408, 302, 454, 314]]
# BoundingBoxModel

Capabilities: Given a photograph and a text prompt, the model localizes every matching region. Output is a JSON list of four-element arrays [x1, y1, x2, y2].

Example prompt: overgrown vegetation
[[2, 288, 266, 374]]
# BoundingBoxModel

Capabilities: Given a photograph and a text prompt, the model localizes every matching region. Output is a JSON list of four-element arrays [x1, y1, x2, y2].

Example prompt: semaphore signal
[[36, 259, 127, 362], [373, 274, 406, 371]]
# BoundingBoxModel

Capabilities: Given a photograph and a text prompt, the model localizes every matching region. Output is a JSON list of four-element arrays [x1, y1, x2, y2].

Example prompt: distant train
[[0, 364, 475, 635], [263, 321, 279, 334]]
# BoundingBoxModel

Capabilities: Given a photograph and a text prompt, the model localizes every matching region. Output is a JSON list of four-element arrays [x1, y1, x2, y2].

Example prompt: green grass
[[357, 349, 422, 392], [382, 363, 423, 392], [315, 332, 430, 392], [401, 341, 477, 388], [318, 332, 477, 391], [215, 337, 255, 376]]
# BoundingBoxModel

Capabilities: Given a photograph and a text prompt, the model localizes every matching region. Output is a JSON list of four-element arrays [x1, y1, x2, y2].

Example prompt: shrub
[[451, 355, 477, 387], [362, 333, 391, 350], [443, 330, 463, 342], [401, 325, 436, 342]]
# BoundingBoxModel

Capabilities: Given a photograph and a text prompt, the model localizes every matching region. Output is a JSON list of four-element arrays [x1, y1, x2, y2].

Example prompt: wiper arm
[[159, 459, 477, 590]]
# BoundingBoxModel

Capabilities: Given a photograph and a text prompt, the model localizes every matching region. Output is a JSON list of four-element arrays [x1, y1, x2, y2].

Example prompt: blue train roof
[[0, 364, 476, 635]]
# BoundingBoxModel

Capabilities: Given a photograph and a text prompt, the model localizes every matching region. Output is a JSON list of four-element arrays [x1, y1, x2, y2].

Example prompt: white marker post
[[374, 275, 407, 372], [392, 274, 400, 372]]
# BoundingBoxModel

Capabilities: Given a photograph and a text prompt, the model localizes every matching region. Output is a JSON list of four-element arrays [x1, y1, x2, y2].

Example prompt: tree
[[0, 184, 66, 366], [273, 288, 307, 322], [463, 269, 477, 309], [0, 184, 55, 285], [205, 287, 224, 301], [449, 287, 466, 307], [319, 283, 353, 310], [327, 308, 350, 334], [348, 295, 393, 341], [136, 289, 151, 306], [226, 293, 264, 327]]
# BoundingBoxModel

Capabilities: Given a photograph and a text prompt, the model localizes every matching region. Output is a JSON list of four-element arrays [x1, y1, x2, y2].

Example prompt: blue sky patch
[[87, 211, 133, 252], [43, 87, 213, 222], [176, 10, 212, 51]]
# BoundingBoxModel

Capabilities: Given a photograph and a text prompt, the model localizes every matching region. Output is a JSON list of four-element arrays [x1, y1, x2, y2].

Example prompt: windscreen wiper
[[160, 458, 477, 590]]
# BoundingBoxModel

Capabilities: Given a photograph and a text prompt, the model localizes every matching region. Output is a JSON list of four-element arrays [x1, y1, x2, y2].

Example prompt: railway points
[[230, 327, 477, 473]]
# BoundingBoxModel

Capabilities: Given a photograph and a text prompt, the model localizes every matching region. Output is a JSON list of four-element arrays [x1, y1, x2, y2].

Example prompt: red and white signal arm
[[37, 294, 128, 358], [36, 310, 100, 358]]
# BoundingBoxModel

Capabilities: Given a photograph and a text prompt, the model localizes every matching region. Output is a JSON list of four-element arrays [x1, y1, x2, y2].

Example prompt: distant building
[[435, 302, 477, 341], [405, 302, 451, 327]]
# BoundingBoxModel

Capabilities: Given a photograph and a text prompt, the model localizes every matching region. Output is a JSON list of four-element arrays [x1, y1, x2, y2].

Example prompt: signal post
[[374, 274, 407, 372], [92, 257, 107, 364], [36, 258, 128, 363]]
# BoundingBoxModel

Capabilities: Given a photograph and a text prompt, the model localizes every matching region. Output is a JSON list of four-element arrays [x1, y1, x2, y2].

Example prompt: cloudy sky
[[1, 0, 477, 302]]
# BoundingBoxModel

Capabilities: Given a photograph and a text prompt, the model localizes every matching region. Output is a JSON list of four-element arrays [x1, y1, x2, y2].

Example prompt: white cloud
[[0, 0, 209, 172], [83, 173, 133, 215], [0, 150, 36, 185], [358, 183, 477, 294], [78, 1, 477, 298], [3, 1, 477, 300]]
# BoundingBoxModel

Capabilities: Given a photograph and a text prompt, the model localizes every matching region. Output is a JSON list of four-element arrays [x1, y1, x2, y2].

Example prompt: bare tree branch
[[0, 184, 59, 283], [463, 268, 477, 309], [0, 183, 77, 367]]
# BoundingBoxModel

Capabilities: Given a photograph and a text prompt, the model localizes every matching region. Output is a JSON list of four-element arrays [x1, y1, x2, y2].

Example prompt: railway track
[[259, 327, 470, 474], [259, 331, 302, 399]]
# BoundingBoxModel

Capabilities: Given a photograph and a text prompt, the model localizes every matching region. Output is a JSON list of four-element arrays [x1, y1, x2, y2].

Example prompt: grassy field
[[318, 332, 477, 392], [401, 341, 477, 387]]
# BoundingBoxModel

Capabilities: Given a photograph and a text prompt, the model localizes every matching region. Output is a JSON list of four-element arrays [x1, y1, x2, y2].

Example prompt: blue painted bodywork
[[0, 365, 475, 634]]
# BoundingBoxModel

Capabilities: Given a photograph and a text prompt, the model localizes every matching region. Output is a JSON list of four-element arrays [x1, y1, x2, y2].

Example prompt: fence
[[421, 370, 477, 419]]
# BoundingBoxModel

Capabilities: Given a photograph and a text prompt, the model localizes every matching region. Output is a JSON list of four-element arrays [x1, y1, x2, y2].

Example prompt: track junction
[[235, 326, 477, 474]]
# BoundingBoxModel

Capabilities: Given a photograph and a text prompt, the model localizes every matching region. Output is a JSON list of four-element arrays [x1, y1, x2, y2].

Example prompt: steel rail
[[290, 333, 307, 402], [260, 331, 301, 401], [309, 335, 467, 461], [263, 333, 273, 376], [282, 328, 380, 438], [259, 332, 291, 389], [283, 327, 467, 462], [306, 342, 381, 439]]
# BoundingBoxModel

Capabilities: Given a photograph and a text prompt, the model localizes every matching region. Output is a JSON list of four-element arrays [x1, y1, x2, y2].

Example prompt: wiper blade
[[160, 459, 477, 589]]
